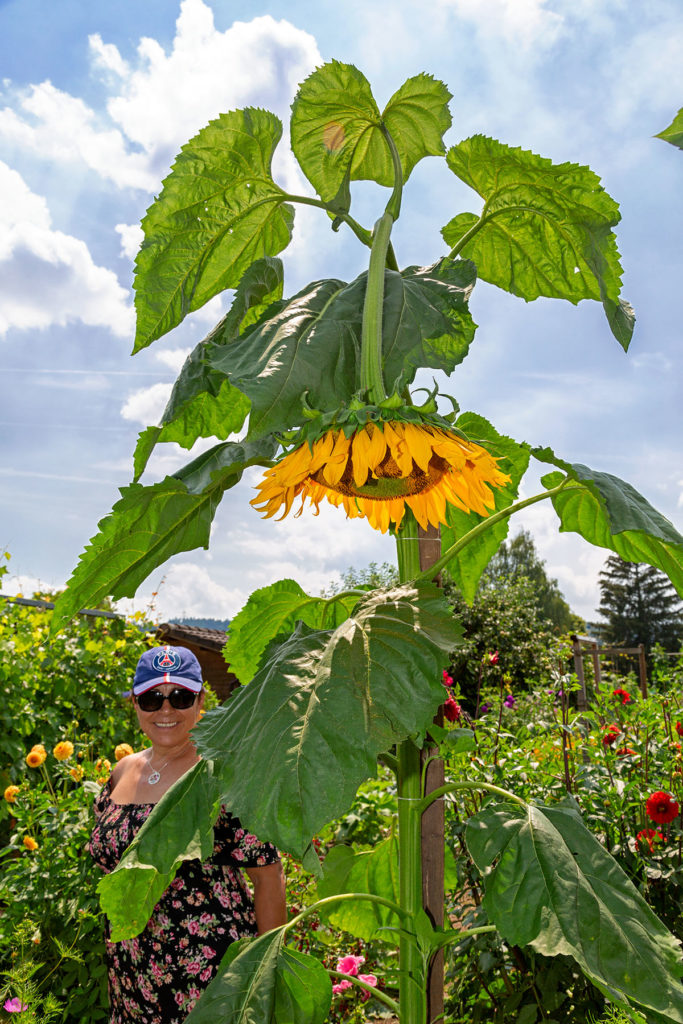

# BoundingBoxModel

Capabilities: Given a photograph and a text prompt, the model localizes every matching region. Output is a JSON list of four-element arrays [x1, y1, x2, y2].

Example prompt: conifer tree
[[597, 554, 683, 651]]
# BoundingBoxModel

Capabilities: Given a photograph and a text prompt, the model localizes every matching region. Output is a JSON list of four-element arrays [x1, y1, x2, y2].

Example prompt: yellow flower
[[96, 776, 109, 786], [4, 784, 20, 803], [251, 422, 510, 534], [53, 740, 74, 761], [70, 766, 84, 782], [114, 743, 134, 761], [95, 758, 111, 775], [23, 836, 38, 852], [26, 747, 47, 768]]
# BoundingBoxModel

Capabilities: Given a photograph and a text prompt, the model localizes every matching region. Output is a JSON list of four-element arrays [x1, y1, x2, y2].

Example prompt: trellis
[[570, 634, 648, 709]]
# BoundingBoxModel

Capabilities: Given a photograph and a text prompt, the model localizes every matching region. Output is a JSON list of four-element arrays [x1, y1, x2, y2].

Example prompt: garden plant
[[48, 65, 683, 1023]]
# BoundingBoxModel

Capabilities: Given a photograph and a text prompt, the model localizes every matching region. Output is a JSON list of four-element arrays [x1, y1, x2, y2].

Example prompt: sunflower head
[[252, 412, 510, 534]]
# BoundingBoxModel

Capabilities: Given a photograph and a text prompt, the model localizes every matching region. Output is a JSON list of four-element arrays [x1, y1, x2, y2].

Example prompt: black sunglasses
[[136, 688, 198, 712]]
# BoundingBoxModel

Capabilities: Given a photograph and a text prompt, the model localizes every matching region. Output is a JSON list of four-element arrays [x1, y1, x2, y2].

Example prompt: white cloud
[[115, 222, 143, 261], [0, 161, 134, 338], [435, 0, 564, 50], [155, 347, 192, 373], [121, 561, 246, 620], [120, 381, 172, 425], [0, 3, 321, 193]]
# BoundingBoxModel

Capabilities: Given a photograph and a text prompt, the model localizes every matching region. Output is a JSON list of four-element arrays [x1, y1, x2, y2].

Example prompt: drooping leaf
[[656, 108, 683, 150], [291, 61, 451, 202], [440, 413, 530, 601], [442, 135, 634, 349], [51, 438, 277, 632], [318, 835, 458, 942], [183, 928, 331, 1024], [133, 109, 293, 352], [225, 579, 361, 685], [133, 258, 284, 479], [209, 261, 476, 440], [99, 761, 222, 940], [192, 583, 463, 865], [533, 448, 683, 596], [466, 796, 683, 1022]]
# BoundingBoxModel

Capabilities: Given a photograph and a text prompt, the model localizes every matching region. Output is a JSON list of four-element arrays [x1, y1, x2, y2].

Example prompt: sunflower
[[251, 421, 509, 534]]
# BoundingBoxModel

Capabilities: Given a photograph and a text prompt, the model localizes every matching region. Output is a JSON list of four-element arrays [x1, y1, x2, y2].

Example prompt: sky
[[0, 0, 681, 625]]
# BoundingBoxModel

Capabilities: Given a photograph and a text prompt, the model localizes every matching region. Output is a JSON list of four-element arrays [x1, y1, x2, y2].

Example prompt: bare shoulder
[[110, 750, 146, 787]]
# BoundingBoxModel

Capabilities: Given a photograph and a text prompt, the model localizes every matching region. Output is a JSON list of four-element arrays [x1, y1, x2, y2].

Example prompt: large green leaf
[[209, 260, 475, 440], [98, 761, 222, 941], [318, 835, 458, 942], [133, 258, 284, 479], [133, 109, 293, 352], [184, 928, 331, 1024], [533, 448, 683, 596], [440, 413, 530, 601], [192, 583, 463, 866], [656, 107, 683, 150], [291, 61, 451, 202], [442, 135, 634, 349], [51, 438, 277, 632], [466, 796, 683, 1022], [225, 579, 361, 685]]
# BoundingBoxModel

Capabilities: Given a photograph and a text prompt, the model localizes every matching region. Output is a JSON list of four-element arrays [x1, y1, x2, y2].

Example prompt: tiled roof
[[156, 622, 228, 653]]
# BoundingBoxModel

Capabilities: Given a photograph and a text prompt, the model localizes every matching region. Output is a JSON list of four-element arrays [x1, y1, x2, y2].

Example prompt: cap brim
[[132, 677, 204, 696]]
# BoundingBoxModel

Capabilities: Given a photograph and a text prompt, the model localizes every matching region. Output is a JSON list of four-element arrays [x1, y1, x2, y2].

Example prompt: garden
[[2, 56, 683, 1024]]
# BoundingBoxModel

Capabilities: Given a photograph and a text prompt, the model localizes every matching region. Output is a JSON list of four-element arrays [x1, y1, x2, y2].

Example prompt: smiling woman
[[88, 644, 286, 1024]]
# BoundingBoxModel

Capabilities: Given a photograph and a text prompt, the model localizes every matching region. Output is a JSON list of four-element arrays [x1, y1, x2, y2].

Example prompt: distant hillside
[[174, 616, 231, 632]]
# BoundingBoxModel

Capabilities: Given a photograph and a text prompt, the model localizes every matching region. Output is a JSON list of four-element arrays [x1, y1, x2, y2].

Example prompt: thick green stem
[[414, 481, 579, 584], [283, 192, 373, 248], [360, 212, 394, 403], [395, 512, 427, 1024]]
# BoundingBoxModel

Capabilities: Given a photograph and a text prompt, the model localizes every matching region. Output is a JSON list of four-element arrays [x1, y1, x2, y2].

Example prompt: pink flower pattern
[[89, 782, 279, 1023]]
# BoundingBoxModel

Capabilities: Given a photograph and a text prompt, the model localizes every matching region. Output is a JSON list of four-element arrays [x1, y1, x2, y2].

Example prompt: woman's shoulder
[[108, 750, 146, 792]]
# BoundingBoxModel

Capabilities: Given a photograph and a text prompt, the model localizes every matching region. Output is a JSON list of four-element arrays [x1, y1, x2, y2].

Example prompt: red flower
[[442, 670, 453, 688], [636, 827, 664, 853], [616, 746, 636, 757], [645, 791, 680, 824], [488, 651, 499, 666], [602, 725, 621, 746], [612, 688, 632, 704], [444, 697, 461, 723], [676, 721, 683, 738]]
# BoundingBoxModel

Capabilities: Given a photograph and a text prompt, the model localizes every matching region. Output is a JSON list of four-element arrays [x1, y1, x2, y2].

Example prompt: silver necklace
[[146, 743, 190, 785]]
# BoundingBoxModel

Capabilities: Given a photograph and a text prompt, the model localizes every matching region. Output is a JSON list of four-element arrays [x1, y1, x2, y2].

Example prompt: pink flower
[[488, 650, 499, 666], [332, 979, 353, 995], [442, 670, 453, 687], [337, 954, 364, 976], [4, 998, 28, 1013], [444, 696, 461, 722], [359, 973, 378, 1001]]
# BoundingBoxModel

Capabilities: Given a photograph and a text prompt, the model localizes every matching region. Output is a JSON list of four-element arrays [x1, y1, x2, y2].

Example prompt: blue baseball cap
[[125, 645, 204, 696]]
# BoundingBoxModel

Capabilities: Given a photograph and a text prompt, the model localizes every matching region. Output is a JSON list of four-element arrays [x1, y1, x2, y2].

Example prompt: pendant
[[147, 770, 161, 785]]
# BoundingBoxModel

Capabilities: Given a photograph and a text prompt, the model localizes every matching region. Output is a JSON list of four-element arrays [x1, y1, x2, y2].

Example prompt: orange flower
[[53, 740, 74, 761], [26, 747, 47, 768], [252, 421, 510, 534], [70, 766, 84, 782], [95, 758, 111, 775], [23, 836, 38, 852], [114, 743, 134, 761], [4, 784, 20, 803]]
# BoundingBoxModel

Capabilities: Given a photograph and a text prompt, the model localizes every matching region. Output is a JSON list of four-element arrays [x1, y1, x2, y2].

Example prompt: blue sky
[[1, 0, 681, 622]]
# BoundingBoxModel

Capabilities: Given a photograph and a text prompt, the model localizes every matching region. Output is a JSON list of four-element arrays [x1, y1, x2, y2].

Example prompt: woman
[[89, 645, 286, 1022]]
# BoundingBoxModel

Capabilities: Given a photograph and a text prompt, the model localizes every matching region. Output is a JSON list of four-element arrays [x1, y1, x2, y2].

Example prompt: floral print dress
[[89, 781, 279, 1023]]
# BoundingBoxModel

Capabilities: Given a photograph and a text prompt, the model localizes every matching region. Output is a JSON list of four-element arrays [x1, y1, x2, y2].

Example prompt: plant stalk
[[360, 212, 394, 403], [396, 512, 427, 1024]]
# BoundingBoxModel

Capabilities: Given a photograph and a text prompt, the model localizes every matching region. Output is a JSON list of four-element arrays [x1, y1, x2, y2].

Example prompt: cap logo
[[152, 647, 181, 672]]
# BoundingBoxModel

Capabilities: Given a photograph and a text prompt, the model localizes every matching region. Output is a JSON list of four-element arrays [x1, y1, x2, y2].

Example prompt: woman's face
[[134, 684, 205, 748]]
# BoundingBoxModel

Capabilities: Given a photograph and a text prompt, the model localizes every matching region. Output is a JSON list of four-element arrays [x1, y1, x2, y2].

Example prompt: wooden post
[[591, 642, 602, 693], [418, 523, 444, 1024], [638, 644, 648, 699], [571, 636, 588, 712]]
